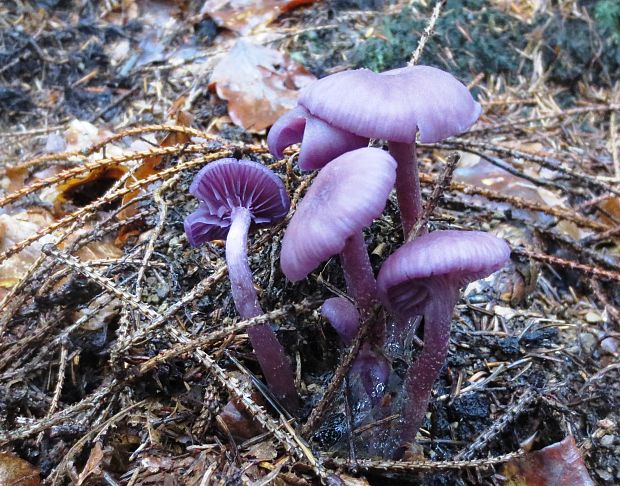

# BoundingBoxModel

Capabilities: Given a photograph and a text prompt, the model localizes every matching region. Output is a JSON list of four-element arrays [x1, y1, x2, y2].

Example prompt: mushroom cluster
[[184, 64, 510, 457]]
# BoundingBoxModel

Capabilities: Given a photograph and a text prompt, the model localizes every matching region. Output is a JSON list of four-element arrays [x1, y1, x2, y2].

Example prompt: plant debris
[[0, 0, 619, 484]]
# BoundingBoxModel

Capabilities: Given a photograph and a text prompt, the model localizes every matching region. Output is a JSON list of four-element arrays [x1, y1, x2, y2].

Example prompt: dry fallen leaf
[[502, 435, 594, 486], [210, 40, 315, 132], [56, 165, 127, 206], [598, 197, 620, 227], [201, 0, 317, 34], [72, 295, 121, 332], [454, 156, 565, 208], [1, 167, 28, 194], [77, 442, 104, 485], [64, 119, 116, 154], [0, 452, 40, 486], [118, 108, 194, 221], [0, 209, 56, 288]]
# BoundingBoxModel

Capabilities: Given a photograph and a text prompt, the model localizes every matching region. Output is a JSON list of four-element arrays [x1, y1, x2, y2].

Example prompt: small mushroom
[[322, 296, 390, 406], [321, 297, 360, 346], [184, 158, 298, 411], [269, 66, 481, 235], [376, 230, 510, 453], [281, 147, 396, 329]]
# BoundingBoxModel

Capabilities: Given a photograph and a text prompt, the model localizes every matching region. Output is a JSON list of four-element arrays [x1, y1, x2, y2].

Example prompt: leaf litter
[[0, 0, 619, 484]]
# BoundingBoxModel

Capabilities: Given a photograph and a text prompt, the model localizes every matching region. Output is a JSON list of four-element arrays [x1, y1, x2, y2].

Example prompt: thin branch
[[409, 0, 446, 66], [408, 152, 460, 240]]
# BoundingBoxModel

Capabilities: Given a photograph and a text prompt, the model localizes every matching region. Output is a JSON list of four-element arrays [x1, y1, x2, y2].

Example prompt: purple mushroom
[[321, 297, 360, 346], [184, 158, 299, 411], [376, 230, 510, 453], [282, 147, 395, 405], [280, 147, 396, 330], [321, 297, 391, 406], [268, 65, 481, 235]]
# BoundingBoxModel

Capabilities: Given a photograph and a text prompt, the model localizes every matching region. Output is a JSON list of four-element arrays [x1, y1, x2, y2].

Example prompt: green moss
[[350, 0, 620, 88], [351, 0, 532, 83], [595, 0, 620, 37], [539, 1, 620, 87]]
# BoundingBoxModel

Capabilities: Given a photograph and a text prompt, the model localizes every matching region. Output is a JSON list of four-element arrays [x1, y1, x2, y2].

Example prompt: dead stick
[[408, 152, 460, 240]]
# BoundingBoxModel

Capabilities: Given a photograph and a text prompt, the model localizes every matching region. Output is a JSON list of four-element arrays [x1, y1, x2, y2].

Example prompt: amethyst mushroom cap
[[269, 65, 481, 235], [185, 158, 289, 246], [321, 297, 360, 346], [376, 230, 510, 453], [268, 105, 367, 171], [184, 158, 299, 411], [299, 66, 481, 145], [281, 147, 395, 398], [281, 147, 396, 326]]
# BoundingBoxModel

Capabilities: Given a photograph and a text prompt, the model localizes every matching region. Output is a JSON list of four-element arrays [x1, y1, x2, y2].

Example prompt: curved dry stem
[[0, 144, 207, 208], [0, 151, 232, 264], [2, 124, 242, 174]]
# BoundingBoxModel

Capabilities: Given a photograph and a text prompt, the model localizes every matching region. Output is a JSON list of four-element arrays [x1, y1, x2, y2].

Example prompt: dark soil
[[0, 1, 619, 485]]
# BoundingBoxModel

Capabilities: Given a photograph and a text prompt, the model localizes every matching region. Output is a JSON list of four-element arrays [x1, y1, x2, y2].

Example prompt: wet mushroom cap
[[280, 147, 396, 281], [377, 230, 510, 319], [299, 65, 482, 144], [184, 158, 290, 246]]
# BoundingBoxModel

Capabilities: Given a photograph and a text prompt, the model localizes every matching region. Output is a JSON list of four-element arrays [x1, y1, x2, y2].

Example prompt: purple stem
[[339, 232, 384, 345], [396, 282, 458, 452], [388, 141, 423, 237], [227, 207, 299, 412]]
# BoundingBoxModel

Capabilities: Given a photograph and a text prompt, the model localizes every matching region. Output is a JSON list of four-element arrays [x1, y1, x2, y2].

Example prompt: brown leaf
[[598, 197, 620, 227], [217, 398, 265, 439], [3, 167, 28, 193], [0, 209, 56, 288], [77, 442, 104, 485], [502, 436, 594, 486], [454, 155, 565, 208], [56, 165, 127, 206], [210, 40, 315, 132], [64, 120, 115, 153], [117, 108, 194, 224], [75, 238, 124, 262], [0, 452, 40, 486], [201, 0, 317, 35]]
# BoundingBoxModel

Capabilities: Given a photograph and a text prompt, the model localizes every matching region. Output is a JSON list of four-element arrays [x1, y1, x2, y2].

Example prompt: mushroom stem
[[388, 141, 423, 237], [226, 207, 299, 411], [397, 282, 458, 453], [340, 232, 383, 344]]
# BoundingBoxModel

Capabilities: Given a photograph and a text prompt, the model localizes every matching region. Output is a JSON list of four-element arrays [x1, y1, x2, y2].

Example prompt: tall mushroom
[[268, 65, 481, 235], [281, 147, 396, 327], [281, 147, 396, 402], [184, 158, 299, 411], [376, 230, 510, 453]]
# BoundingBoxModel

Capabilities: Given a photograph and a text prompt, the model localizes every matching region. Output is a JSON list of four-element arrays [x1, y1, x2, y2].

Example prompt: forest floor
[[0, 0, 619, 484]]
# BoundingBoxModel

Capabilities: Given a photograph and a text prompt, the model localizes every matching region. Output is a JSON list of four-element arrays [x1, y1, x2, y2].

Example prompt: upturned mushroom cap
[[300, 65, 481, 144], [280, 147, 396, 281], [377, 230, 510, 320], [184, 158, 290, 246]]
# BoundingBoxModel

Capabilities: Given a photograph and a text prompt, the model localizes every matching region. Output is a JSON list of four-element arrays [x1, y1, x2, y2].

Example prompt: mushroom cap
[[280, 147, 396, 281], [377, 230, 510, 319], [299, 65, 482, 144], [321, 297, 360, 345], [184, 158, 290, 246], [267, 105, 368, 171]]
